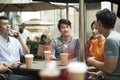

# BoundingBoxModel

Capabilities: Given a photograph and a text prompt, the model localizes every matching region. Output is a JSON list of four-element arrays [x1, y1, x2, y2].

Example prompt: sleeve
[[50, 39, 56, 55], [104, 38, 119, 59], [17, 40, 25, 55], [89, 41, 94, 54], [76, 38, 81, 61]]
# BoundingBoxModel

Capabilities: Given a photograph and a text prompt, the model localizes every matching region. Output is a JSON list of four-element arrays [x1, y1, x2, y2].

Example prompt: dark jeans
[[11, 67, 40, 80], [0, 74, 32, 80]]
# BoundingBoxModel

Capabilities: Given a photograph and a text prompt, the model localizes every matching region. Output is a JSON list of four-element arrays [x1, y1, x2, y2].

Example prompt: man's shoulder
[[71, 36, 80, 41], [9, 36, 17, 39], [9, 36, 19, 42], [50, 37, 62, 46], [107, 31, 120, 41]]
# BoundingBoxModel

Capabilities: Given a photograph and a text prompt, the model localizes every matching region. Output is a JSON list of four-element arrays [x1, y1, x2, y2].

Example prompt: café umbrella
[[0, 1, 65, 12]]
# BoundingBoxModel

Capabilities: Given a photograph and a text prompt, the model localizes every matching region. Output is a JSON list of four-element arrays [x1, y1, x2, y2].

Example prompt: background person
[[19, 23, 29, 44]]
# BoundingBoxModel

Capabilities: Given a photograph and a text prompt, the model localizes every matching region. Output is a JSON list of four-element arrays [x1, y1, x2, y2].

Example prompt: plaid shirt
[[50, 36, 81, 61]]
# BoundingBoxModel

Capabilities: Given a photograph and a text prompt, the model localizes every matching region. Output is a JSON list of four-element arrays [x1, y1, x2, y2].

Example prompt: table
[[19, 60, 67, 80], [20, 60, 66, 70]]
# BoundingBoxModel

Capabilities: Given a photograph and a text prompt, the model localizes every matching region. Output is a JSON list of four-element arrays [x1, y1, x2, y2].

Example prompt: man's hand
[[10, 61, 21, 69], [0, 63, 8, 72], [87, 57, 95, 66]]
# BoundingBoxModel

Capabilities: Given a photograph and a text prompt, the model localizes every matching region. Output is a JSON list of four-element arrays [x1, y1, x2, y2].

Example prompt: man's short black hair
[[96, 9, 116, 29], [0, 16, 9, 20], [58, 19, 71, 30]]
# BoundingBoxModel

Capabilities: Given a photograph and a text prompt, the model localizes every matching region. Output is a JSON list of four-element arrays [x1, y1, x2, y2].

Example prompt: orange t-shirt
[[89, 39, 105, 62]]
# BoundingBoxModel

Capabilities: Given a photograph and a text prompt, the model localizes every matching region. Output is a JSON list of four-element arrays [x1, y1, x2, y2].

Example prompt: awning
[[0, 1, 65, 12], [33, 0, 120, 4]]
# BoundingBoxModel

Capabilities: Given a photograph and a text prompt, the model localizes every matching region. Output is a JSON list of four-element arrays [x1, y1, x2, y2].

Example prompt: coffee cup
[[44, 51, 51, 61], [60, 53, 68, 65], [25, 54, 34, 68], [67, 62, 87, 80]]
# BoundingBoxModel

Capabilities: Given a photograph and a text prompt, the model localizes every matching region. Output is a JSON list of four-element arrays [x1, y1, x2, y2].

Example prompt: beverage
[[44, 51, 51, 61], [40, 61, 60, 80], [60, 53, 68, 65], [69, 73, 85, 80], [9, 29, 18, 38], [67, 62, 87, 80], [25, 54, 34, 68], [40, 71, 60, 80]]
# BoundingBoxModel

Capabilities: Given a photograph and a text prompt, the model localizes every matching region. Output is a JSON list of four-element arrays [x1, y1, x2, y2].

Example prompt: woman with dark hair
[[39, 34, 50, 45], [85, 20, 98, 60]]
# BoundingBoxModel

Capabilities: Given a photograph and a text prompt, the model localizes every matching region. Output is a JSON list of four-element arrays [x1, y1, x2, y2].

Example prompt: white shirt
[[20, 29, 28, 44], [0, 35, 24, 64]]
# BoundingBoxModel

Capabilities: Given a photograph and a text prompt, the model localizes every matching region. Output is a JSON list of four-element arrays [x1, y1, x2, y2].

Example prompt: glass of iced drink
[[67, 62, 87, 80], [40, 61, 60, 80]]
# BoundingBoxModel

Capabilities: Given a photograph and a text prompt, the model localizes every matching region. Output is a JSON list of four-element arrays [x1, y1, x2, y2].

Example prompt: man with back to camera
[[87, 9, 120, 80], [0, 16, 30, 69], [51, 19, 81, 61]]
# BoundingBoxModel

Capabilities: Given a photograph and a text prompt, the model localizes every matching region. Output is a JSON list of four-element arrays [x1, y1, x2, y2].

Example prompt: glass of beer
[[25, 54, 34, 68], [67, 62, 87, 80]]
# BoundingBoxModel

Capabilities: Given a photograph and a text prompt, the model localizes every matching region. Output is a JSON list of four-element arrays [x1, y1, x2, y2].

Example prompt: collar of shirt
[[0, 35, 10, 43], [59, 35, 72, 43]]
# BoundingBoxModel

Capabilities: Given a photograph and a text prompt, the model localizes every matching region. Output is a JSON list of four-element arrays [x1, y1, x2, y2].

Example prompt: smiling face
[[0, 19, 11, 36], [91, 21, 99, 38], [59, 23, 71, 37]]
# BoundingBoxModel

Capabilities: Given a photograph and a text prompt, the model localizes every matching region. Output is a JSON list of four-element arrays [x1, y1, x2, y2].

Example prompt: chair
[[37, 44, 45, 58], [0, 68, 13, 80], [0, 74, 7, 80], [0, 68, 34, 80]]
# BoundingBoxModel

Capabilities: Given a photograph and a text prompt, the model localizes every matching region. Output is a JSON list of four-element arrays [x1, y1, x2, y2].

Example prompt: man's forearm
[[18, 37, 30, 54], [88, 58, 116, 73], [91, 59, 104, 71]]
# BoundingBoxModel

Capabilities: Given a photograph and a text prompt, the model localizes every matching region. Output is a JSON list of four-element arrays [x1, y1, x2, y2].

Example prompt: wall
[[113, 4, 120, 32], [86, 3, 101, 41]]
